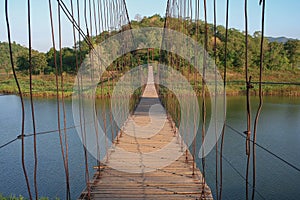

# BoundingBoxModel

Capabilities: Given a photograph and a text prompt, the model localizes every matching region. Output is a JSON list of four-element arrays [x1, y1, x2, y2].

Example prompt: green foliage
[[0, 194, 59, 200], [284, 40, 300, 69], [1, 15, 300, 96], [46, 47, 78, 74], [264, 41, 289, 70], [0, 41, 27, 76], [2, 14, 300, 77], [16, 50, 48, 75]]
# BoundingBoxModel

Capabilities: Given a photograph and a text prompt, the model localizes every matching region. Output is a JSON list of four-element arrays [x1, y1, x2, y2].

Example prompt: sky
[[0, 0, 300, 52]]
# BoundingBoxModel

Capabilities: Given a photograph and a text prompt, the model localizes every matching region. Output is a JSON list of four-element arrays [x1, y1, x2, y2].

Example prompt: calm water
[[199, 96, 300, 200], [0, 95, 299, 199]]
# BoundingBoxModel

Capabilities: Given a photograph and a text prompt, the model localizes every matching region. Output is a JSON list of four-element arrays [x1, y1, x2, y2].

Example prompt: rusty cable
[[93, 0, 98, 36], [57, 4, 71, 199], [252, 0, 265, 199], [89, 0, 93, 36], [5, 1, 32, 199], [213, 0, 219, 199], [27, 0, 38, 199], [219, 0, 229, 199], [244, 0, 251, 199], [200, 0, 208, 199]]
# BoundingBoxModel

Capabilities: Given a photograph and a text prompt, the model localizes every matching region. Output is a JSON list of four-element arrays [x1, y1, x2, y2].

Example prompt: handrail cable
[[226, 124, 300, 173]]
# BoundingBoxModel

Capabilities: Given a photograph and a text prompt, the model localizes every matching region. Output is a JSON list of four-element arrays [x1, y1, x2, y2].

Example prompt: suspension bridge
[[78, 65, 212, 199], [2, 0, 300, 200]]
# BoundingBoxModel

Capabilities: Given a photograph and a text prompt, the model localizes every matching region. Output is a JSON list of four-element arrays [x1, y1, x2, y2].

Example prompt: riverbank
[[1, 68, 299, 97], [0, 73, 114, 98], [0, 194, 56, 200]]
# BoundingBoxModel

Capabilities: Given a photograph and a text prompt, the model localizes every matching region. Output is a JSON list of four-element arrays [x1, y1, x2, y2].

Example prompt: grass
[[0, 194, 59, 200], [219, 67, 300, 96], [0, 73, 116, 98]]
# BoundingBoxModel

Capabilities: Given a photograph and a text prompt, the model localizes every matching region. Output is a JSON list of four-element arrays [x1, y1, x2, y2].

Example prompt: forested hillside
[[0, 15, 299, 96]]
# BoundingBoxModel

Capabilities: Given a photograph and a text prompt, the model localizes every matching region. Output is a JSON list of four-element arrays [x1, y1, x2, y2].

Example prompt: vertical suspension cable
[[109, 0, 112, 30], [244, 0, 251, 199], [213, 0, 219, 199], [70, 0, 91, 190], [49, 1, 64, 199], [183, 0, 187, 80], [70, 0, 81, 172], [93, 0, 98, 36], [84, 0, 92, 198], [76, 0, 83, 153], [99, 2, 104, 96], [179, 0, 189, 164], [192, 0, 200, 177], [84, 0, 90, 38], [122, 0, 133, 30], [160, 0, 171, 67], [92, 0, 101, 177], [102, 98, 108, 163], [27, 0, 38, 199], [185, 2, 190, 164], [252, 1, 265, 199], [76, 0, 91, 198], [89, 0, 93, 36], [108, 1, 112, 31], [103, 0, 108, 31], [201, 0, 208, 199], [5, 1, 32, 199], [109, 103, 114, 148], [97, 0, 103, 33], [70, 0, 78, 69], [57, 3, 71, 199], [219, 0, 229, 199], [82, 99, 91, 200], [94, 101, 101, 177], [112, 0, 116, 30]]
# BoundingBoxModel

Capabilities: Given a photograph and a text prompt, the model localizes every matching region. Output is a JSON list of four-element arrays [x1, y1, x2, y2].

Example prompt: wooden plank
[[79, 66, 213, 200]]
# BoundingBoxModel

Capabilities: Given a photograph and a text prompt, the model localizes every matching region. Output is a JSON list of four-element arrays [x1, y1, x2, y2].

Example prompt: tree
[[45, 47, 59, 74], [17, 51, 48, 75], [61, 47, 76, 73], [264, 42, 289, 70], [0, 41, 28, 77], [284, 40, 300, 69]]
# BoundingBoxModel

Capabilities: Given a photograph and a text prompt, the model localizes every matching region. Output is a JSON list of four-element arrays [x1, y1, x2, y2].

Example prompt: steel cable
[[252, 1, 265, 199], [27, 0, 39, 199], [200, 0, 208, 199], [244, 0, 252, 199], [226, 124, 300, 173], [219, 0, 229, 199], [5, 1, 33, 199], [58, 3, 71, 199], [213, 0, 219, 198]]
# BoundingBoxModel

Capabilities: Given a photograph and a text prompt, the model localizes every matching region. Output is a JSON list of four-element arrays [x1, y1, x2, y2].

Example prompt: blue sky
[[1, 0, 300, 52]]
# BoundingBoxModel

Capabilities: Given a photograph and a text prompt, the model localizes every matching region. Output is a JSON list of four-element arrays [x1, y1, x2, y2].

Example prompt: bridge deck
[[79, 66, 213, 200]]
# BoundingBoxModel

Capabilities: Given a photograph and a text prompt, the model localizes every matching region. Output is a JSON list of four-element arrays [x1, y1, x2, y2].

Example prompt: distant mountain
[[266, 36, 296, 43]]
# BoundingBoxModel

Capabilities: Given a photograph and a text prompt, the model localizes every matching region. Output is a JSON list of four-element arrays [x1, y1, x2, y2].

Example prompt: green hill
[[0, 15, 300, 96]]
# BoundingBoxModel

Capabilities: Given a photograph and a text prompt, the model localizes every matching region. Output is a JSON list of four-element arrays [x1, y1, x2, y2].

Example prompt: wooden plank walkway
[[79, 66, 213, 200]]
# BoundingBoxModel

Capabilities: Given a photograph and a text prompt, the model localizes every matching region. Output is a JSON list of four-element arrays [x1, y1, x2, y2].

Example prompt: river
[[0, 95, 299, 199]]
